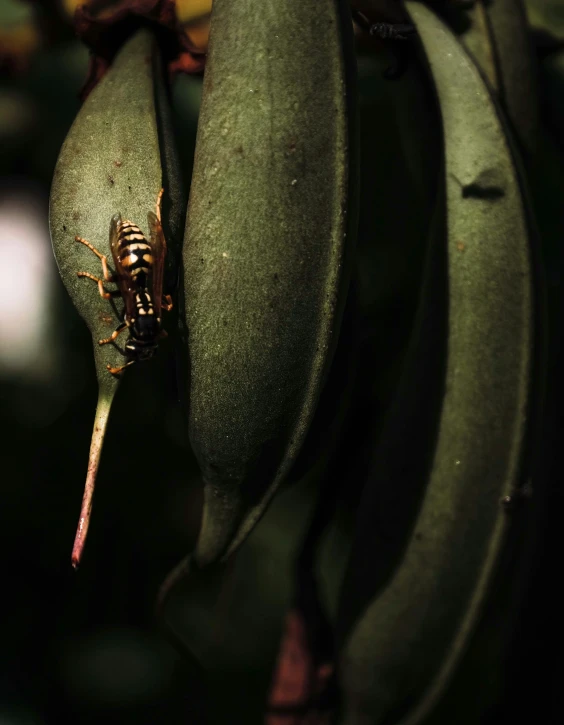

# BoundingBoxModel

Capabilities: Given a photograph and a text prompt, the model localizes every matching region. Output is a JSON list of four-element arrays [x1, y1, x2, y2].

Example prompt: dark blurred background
[[1, 1, 564, 724]]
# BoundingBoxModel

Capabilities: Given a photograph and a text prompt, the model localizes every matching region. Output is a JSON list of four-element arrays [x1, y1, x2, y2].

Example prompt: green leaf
[[181, 0, 359, 567], [49, 29, 167, 565], [337, 4, 543, 723]]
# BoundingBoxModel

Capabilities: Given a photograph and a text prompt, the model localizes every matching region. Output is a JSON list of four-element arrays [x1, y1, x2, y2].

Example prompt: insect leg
[[369, 23, 416, 41], [107, 360, 136, 375], [77, 271, 120, 300], [155, 187, 164, 223], [351, 10, 416, 41], [351, 9, 415, 80], [162, 294, 173, 311], [75, 236, 115, 282], [99, 321, 127, 345]]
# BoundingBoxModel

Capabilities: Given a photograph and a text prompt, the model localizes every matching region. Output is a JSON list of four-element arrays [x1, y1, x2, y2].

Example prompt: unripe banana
[[437, 0, 539, 157], [49, 30, 181, 566], [337, 3, 543, 723], [524, 0, 564, 40], [181, 0, 358, 567]]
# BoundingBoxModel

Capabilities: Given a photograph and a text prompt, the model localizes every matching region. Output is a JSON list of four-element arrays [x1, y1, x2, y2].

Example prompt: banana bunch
[[336, 2, 544, 723], [49, 0, 548, 720], [49, 1, 358, 571]]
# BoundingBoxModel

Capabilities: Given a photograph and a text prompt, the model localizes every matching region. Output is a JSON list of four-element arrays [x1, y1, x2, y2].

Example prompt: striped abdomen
[[117, 220, 154, 281]]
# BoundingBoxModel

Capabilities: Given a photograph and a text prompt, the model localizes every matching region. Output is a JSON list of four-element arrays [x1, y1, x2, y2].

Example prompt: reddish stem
[[71, 392, 114, 568]]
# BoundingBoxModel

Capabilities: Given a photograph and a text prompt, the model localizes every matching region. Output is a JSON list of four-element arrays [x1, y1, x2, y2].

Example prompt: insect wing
[[109, 213, 136, 320], [147, 210, 167, 317]]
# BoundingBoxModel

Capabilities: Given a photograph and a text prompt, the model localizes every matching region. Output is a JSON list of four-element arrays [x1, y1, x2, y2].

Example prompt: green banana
[[524, 0, 564, 40], [49, 30, 179, 566], [337, 3, 543, 723], [438, 0, 539, 158], [181, 0, 358, 568]]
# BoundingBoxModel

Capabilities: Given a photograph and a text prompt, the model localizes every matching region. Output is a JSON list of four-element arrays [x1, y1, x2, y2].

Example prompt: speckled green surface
[[49, 30, 164, 393], [339, 4, 539, 724], [182, 0, 358, 566], [454, 1, 499, 89], [49, 30, 168, 562], [446, 0, 539, 158]]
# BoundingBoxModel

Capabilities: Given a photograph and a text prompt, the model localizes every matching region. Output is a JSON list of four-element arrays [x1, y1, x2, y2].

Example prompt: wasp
[[75, 188, 173, 375]]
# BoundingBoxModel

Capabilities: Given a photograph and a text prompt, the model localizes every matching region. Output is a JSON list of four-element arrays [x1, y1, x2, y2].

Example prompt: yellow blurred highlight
[[59, 0, 211, 54], [183, 13, 210, 54], [176, 0, 212, 24], [61, 0, 115, 19], [0, 0, 41, 71], [0, 25, 40, 64], [61, 0, 212, 23]]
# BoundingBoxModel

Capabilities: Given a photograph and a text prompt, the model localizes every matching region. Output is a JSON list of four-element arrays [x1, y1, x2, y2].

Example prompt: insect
[[75, 188, 173, 375], [350, 6, 416, 80]]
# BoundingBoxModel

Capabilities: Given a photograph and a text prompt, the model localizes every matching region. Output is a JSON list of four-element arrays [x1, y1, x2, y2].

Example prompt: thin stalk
[[71, 389, 114, 568]]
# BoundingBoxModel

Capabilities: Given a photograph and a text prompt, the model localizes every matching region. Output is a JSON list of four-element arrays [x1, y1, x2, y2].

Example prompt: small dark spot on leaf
[[234, 145, 244, 155], [223, 319, 228, 326], [502, 481, 533, 512], [128, 186, 132, 191], [287, 139, 297, 153], [501, 495, 514, 511], [456, 241, 465, 252], [62, 225, 67, 232], [72, 211, 81, 221], [201, 258, 204, 264], [273, 273, 279, 281], [108, 175, 115, 185], [462, 183, 504, 200], [114, 160, 122, 168]]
